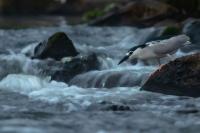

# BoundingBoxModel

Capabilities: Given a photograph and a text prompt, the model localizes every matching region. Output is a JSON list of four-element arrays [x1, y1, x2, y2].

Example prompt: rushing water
[[0, 25, 199, 133]]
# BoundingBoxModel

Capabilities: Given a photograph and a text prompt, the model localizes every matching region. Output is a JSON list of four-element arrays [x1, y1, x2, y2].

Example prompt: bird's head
[[118, 50, 134, 65], [118, 44, 147, 65]]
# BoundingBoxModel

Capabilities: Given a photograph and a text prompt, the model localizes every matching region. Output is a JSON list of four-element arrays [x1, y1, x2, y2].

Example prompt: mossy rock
[[82, 9, 105, 22], [161, 26, 181, 36], [82, 2, 118, 22]]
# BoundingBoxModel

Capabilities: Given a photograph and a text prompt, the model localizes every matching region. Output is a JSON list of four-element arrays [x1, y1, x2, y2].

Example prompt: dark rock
[[176, 109, 199, 114], [164, 0, 200, 17], [0, 0, 83, 15], [182, 19, 200, 52], [33, 32, 79, 60], [104, 104, 131, 111], [88, 0, 178, 27], [183, 19, 200, 45], [141, 53, 200, 97], [161, 26, 181, 36], [51, 53, 100, 83], [144, 26, 181, 44]]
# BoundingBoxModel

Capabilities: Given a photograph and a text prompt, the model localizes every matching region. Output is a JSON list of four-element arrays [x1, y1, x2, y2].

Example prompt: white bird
[[118, 34, 191, 65]]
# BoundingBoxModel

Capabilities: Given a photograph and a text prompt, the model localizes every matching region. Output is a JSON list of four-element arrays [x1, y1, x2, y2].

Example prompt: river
[[0, 24, 199, 133]]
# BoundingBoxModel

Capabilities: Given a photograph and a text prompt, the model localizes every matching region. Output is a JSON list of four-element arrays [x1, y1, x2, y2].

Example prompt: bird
[[118, 34, 191, 65]]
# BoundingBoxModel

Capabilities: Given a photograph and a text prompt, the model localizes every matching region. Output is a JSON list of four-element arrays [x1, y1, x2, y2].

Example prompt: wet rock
[[88, 0, 178, 27], [161, 26, 181, 36], [183, 19, 200, 45], [141, 53, 200, 97], [51, 53, 100, 83], [182, 19, 200, 52], [33, 32, 79, 60], [176, 109, 199, 114], [104, 104, 131, 111], [145, 26, 181, 44]]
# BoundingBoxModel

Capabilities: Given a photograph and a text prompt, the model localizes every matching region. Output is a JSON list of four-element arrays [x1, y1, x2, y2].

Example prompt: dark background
[[0, 0, 199, 28]]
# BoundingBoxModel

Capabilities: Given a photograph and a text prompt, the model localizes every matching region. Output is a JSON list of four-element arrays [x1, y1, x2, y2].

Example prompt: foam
[[0, 74, 140, 111]]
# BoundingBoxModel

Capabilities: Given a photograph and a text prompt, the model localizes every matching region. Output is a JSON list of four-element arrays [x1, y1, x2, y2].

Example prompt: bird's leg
[[157, 58, 161, 66], [149, 58, 162, 78], [157, 58, 164, 71]]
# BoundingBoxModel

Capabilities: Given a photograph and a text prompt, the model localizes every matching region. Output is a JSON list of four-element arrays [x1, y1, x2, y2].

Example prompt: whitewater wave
[[0, 74, 140, 112]]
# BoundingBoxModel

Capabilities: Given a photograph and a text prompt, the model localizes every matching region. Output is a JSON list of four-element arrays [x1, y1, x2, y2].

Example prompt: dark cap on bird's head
[[118, 44, 147, 65], [118, 54, 130, 65]]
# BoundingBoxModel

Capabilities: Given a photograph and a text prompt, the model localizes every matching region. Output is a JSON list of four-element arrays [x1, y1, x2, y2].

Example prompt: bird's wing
[[146, 39, 181, 55]]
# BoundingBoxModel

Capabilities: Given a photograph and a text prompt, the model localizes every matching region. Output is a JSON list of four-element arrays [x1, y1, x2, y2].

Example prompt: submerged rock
[[141, 53, 200, 97], [33, 32, 79, 60], [51, 53, 100, 83]]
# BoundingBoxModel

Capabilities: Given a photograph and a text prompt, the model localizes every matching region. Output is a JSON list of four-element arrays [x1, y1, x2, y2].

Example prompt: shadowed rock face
[[51, 53, 100, 83], [33, 32, 79, 60], [141, 53, 200, 97], [184, 20, 200, 45], [88, 0, 178, 26]]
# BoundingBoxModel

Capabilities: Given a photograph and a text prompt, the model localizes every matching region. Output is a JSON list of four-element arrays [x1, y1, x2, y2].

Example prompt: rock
[[182, 19, 200, 52], [164, 0, 200, 17], [144, 26, 181, 43], [141, 53, 200, 97], [161, 26, 181, 36], [183, 19, 200, 45], [88, 0, 178, 27], [82, 9, 105, 22], [33, 32, 79, 60], [0, 0, 58, 14], [104, 104, 131, 111], [51, 53, 100, 83]]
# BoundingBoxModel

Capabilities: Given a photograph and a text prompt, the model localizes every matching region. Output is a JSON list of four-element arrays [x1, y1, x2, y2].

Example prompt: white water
[[0, 49, 189, 112], [0, 26, 193, 113], [0, 74, 140, 112], [0, 25, 199, 133]]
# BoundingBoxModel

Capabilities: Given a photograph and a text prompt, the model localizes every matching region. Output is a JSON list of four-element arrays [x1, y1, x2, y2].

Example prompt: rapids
[[0, 25, 198, 133]]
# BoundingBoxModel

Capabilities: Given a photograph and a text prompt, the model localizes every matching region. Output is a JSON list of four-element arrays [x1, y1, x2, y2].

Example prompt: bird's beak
[[118, 55, 129, 65]]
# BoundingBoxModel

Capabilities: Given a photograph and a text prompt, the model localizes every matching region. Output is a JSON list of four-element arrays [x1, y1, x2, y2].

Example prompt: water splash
[[0, 74, 140, 112]]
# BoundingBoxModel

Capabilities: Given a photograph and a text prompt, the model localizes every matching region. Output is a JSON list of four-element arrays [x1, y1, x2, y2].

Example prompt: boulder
[[87, 0, 178, 27], [163, 0, 200, 17], [51, 53, 100, 83], [182, 19, 200, 52], [0, 0, 57, 14], [183, 19, 200, 45], [33, 32, 79, 60], [141, 53, 200, 97]]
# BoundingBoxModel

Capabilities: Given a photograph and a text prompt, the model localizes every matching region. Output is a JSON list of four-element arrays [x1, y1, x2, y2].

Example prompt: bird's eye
[[129, 51, 133, 54], [126, 51, 133, 56]]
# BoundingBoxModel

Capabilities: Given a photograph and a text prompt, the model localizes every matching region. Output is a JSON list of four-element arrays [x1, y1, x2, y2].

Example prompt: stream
[[0, 25, 199, 133]]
